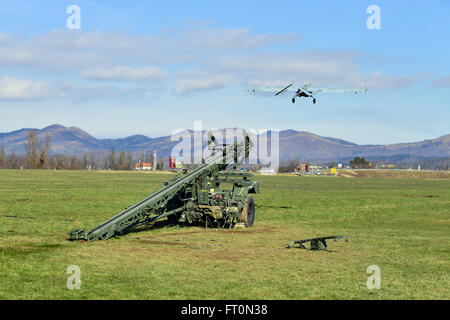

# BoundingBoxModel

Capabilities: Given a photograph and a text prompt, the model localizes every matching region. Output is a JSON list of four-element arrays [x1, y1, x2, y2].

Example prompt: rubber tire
[[241, 196, 255, 227], [167, 214, 179, 226]]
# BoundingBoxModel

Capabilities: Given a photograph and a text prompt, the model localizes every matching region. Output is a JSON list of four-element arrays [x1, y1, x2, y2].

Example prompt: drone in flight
[[249, 82, 367, 104]]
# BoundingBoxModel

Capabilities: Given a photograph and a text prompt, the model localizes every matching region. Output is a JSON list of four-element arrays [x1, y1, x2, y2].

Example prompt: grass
[[0, 169, 449, 299]]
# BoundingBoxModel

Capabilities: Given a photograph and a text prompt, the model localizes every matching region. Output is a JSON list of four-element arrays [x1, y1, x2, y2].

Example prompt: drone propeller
[[275, 83, 294, 96], [208, 131, 219, 150]]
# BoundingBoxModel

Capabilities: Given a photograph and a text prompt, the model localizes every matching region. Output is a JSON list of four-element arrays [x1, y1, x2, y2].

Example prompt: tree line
[[0, 130, 163, 170]]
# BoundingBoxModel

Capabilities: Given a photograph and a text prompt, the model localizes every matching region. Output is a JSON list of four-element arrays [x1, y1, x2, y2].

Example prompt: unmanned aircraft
[[249, 82, 367, 104]]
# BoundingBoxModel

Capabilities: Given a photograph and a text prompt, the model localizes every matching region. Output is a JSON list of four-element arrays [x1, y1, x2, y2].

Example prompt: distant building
[[135, 162, 152, 171], [259, 167, 276, 175], [295, 162, 309, 174]]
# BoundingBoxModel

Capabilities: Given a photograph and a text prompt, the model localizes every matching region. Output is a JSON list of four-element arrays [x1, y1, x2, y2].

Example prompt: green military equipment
[[286, 235, 349, 250], [69, 132, 259, 241]]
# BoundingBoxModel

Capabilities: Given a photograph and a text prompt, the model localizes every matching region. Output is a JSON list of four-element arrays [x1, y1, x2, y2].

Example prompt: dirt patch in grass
[[339, 169, 450, 179], [132, 239, 190, 246], [339, 171, 357, 178], [148, 226, 280, 238], [0, 243, 67, 257], [151, 230, 204, 238]]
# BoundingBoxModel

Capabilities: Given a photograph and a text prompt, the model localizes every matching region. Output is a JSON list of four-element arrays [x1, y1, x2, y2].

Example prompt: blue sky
[[0, 0, 449, 144]]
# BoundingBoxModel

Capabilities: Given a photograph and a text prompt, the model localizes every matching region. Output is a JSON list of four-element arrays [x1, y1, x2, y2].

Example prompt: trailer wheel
[[240, 196, 255, 227], [167, 214, 178, 225]]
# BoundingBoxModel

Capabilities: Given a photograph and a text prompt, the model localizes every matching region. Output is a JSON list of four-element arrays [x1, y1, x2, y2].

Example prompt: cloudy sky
[[0, 0, 449, 144]]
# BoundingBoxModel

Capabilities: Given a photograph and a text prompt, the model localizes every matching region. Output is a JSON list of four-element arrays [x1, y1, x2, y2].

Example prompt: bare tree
[[38, 135, 50, 169], [137, 151, 145, 166], [83, 154, 88, 169], [156, 159, 164, 170], [55, 154, 65, 169], [104, 156, 109, 170], [118, 151, 126, 170], [13, 151, 26, 169], [0, 144, 5, 169], [110, 146, 116, 169], [88, 152, 96, 169], [25, 130, 38, 169], [70, 155, 80, 169], [48, 154, 56, 169], [278, 159, 299, 173], [127, 151, 133, 170], [145, 150, 157, 167]]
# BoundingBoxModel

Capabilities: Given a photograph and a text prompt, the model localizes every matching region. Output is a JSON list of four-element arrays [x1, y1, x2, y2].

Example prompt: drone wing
[[314, 88, 365, 94], [311, 82, 368, 95], [248, 83, 297, 95]]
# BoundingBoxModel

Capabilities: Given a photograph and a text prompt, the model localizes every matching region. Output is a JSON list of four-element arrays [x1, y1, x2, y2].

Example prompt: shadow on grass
[[1, 243, 68, 257], [256, 205, 292, 209], [123, 219, 173, 236]]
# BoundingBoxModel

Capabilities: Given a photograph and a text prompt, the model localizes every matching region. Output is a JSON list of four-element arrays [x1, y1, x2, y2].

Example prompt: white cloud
[[55, 81, 154, 102], [180, 27, 299, 51], [432, 75, 450, 87], [0, 76, 53, 100], [173, 70, 236, 94], [208, 52, 430, 90], [0, 27, 298, 72], [82, 65, 167, 82], [0, 25, 430, 97], [362, 71, 431, 90], [0, 76, 151, 102]]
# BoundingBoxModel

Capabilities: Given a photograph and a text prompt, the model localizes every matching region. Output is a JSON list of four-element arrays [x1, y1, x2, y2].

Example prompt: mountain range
[[0, 124, 449, 163]]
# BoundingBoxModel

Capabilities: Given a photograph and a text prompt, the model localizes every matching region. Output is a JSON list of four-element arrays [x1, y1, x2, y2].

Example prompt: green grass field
[[0, 169, 449, 299]]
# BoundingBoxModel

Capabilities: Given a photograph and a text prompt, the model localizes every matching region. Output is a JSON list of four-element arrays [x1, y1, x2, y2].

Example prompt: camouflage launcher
[[69, 133, 259, 241]]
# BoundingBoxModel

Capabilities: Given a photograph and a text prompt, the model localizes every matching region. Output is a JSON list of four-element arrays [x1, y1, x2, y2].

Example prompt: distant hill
[[0, 124, 448, 163], [273, 130, 450, 162]]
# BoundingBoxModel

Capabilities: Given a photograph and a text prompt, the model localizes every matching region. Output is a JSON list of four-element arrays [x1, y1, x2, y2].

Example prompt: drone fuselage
[[293, 89, 316, 104], [295, 89, 312, 98]]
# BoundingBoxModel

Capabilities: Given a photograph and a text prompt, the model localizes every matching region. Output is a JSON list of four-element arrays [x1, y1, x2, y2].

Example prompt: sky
[[0, 0, 449, 144]]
